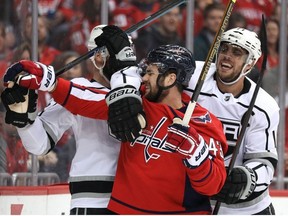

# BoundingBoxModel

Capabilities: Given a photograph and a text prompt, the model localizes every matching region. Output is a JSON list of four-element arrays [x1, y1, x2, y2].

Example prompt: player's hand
[[211, 166, 256, 204], [94, 25, 136, 80], [94, 25, 133, 57], [166, 117, 209, 168], [3, 60, 56, 92], [106, 85, 146, 142], [1, 84, 38, 128]]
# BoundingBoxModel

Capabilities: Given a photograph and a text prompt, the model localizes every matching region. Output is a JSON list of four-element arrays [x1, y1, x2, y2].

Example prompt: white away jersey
[[184, 61, 279, 214], [17, 77, 120, 209]]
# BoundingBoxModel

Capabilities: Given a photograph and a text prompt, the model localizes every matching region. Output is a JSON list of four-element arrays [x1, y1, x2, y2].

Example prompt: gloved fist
[[94, 25, 133, 57], [211, 166, 257, 204], [166, 118, 209, 168], [106, 85, 146, 142], [3, 60, 56, 92], [1, 84, 38, 128]]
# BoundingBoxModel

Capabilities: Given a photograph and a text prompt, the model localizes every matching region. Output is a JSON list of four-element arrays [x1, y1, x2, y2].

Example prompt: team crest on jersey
[[133, 117, 171, 163], [192, 112, 211, 124]]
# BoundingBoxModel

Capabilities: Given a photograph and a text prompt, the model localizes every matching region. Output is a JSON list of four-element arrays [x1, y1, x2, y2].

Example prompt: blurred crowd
[[0, 0, 287, 184]]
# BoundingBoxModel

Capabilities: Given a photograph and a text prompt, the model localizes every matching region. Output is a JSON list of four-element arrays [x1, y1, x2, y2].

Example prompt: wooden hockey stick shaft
[[55, 0, 187, 76], [212, 14, 267, 215], [182, 0, 236, 126]]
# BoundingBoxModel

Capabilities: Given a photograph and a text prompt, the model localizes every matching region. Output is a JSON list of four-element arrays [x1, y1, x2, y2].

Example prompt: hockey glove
[[94, 25, 136, 80], [211, 166, 257, 204], [3, 60, 56, 92], [1, 84, 38, 128], [166, 118, 209, 168], [105, 85, 146, 142], [94, 25, 133, 57]]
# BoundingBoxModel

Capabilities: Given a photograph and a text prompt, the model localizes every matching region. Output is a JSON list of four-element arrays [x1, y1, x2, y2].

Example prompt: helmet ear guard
[[146, 45, 196, 87]]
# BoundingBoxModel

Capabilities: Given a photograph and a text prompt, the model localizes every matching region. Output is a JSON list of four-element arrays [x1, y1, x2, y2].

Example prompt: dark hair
[[11, 42, 32, 63], [203, 2, 225, 18]]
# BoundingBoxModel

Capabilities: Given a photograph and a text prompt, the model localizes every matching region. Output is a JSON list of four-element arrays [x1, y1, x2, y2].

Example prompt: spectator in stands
[[180, 0, 213, 40], [22, 14, 61, 65], [60, 0, 111, 54], [52, 51, 86, 80], [0, 22, 13, 61], [257, 17, 280, 72], [226, 12, 247, 30], [4, 124, 29, 175], [193, 2, 225, 61], [112, 0, 143, 33], [220, 0, 277, 33], [134, 5, 184, 62], [23, 14, 62, 110]]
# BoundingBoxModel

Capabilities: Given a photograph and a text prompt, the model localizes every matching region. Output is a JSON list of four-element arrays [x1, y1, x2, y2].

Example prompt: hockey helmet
[[87, 24, 107, 51], [146, 45, 195, 87], [219, 27, 262, 66]]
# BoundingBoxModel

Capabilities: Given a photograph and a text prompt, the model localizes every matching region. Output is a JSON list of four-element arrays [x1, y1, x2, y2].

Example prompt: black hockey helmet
[[145, 44, 195, 87]]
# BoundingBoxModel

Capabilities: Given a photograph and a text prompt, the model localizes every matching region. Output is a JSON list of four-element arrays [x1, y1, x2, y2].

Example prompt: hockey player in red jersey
[[3, 29, 228, 213]]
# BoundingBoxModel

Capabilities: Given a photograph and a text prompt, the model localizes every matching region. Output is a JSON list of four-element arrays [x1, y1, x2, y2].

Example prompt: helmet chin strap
[[218, 63, 251, 86], [90, 56, 110, 82], [151, 73, 176, 102]]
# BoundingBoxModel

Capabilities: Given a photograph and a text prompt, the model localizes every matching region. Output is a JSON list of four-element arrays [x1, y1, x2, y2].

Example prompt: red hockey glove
[[166, 117, 209, 168], [3, 60, 56, 92]]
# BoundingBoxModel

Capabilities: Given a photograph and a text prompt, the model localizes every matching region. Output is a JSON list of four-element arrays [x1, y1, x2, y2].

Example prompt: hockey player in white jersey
[[1, 25, 136, 214], [184, 28, 279, 214]]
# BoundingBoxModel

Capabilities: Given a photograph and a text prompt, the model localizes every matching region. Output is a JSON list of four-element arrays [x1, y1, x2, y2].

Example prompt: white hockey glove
[[3, 60, 56, 92], [1, 84, 38, 128], [166, 117, 209, 168], [211, 166, 257, 204]]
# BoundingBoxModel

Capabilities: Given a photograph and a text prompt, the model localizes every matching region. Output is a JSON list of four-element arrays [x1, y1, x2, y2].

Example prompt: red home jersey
[[52, 78, 227, 214]]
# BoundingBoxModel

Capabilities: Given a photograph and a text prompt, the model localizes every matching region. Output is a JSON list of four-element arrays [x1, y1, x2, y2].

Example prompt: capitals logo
[[192, 112, 211, 124], [132, 117, 171, 163]]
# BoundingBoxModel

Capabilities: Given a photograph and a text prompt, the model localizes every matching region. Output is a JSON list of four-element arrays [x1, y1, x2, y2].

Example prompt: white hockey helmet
[[87, 24, 109, 73], [87, 24, 107, 51], [220, 27, 262, 66], [216, 28, 262, 85]]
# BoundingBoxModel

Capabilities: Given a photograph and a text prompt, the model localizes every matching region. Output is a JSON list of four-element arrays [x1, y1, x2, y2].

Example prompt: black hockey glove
[[94, 25, 131, 56], [105, 85, 146, 142], [211, 166, 256, 204], [94, 25, 136, 80], [1, 84, 38, 128]]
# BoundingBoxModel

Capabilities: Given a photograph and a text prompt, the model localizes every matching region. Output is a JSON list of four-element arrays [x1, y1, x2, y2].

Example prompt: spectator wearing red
[[221, 0, 277, 33]]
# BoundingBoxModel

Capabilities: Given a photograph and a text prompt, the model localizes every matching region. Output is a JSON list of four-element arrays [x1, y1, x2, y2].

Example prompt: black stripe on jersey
[[110, 195, 211, 214], [120, 70, 127, 83], [62, 81, 73, 106], [69, 180, 114, 194], [236, 189, 268, 204], [183, 87, 218, 98], [237, 102, 272, 150], [46, 132, 56, 153], [243, 156, 278, 170]]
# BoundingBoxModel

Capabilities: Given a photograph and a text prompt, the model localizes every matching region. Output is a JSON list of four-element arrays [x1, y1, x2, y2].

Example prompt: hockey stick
[[55, 0, 187, 76], [182, 0, 236, 126], [212, 14, 267, 215]]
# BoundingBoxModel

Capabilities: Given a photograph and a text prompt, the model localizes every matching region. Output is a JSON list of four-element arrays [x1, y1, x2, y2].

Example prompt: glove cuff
[[115, 46, 136, 62], [37, 62, 56, 92], [183, 135, 209, 168], [106, 85, 141, 106], [237, 166, 257, 200]]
